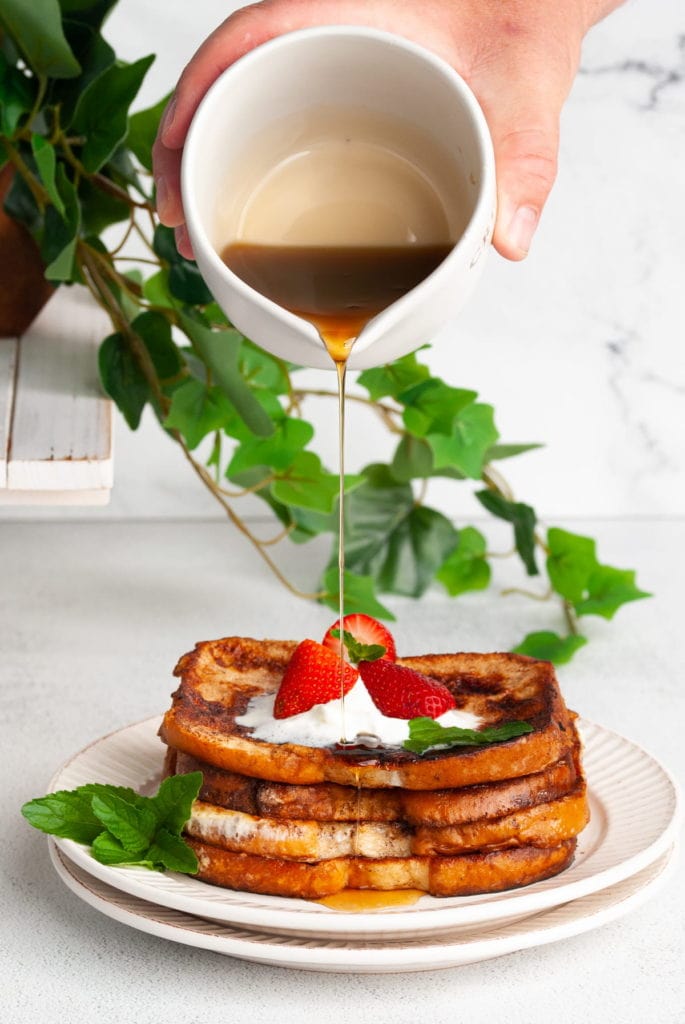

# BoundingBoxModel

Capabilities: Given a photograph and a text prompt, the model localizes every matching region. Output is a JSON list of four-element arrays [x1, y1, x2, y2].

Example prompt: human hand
[[153, 0, 621, 262]]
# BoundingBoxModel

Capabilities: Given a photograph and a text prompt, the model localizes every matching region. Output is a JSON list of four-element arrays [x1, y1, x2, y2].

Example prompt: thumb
[[491, 115, 560, 261]]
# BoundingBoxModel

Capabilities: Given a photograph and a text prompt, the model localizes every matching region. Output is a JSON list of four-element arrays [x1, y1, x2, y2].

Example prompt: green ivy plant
[[0, 0, 650, 663]]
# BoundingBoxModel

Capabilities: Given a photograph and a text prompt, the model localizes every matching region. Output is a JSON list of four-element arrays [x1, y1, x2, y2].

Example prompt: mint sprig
[[331, 628, 386, 665], [403, 717, 534, 755], [21, 773, 202, 874]]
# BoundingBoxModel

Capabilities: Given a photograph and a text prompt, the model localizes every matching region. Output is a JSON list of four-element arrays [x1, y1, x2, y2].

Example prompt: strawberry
[[322, 614, 397, 663], [273, 639, 359, 719], [358, 659, 456, 720]]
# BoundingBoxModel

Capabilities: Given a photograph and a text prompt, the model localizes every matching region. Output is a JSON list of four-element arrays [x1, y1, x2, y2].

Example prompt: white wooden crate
[[0, 286, 113, 505]]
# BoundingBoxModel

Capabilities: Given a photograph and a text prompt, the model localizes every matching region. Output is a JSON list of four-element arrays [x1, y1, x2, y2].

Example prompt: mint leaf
[[21, 790, 103, 845], [404, 717, 534, 756], [575, 565, 651, 620], [332, 628, 386, 665], [436, 525, 491, 596], [90, 792, 157, 854], [151, 772, 202, 835], [146, 827, 199, 874], [91, 830, 146, 866], [512, 631, 588, 665]]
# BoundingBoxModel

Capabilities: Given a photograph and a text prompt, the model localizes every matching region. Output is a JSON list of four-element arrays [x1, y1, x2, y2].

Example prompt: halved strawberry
[[358, 659, 456, 720], [322, 614, 396, 663], [273, 639, 359, 719]]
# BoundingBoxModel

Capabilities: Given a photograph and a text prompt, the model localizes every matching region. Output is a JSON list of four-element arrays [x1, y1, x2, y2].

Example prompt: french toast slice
[[185, 782, 588, 861], [160, 638, 576, 789], [185, 838, 578, 899], [167, 739, 580, 824]]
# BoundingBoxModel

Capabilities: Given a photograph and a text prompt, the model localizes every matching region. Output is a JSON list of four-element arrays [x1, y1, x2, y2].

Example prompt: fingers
[[466, 17, 581, 260]]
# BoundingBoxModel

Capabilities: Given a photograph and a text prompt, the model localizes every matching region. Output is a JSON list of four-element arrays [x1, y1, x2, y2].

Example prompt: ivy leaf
[[512, 631, 588, 665], [239, 339, 290, 395], [401, 380, 477, 437], [71, 53, 154, 172], [127, 91, 171, 171], [391, 435, 433, 482], [228, 417, 313, 475], [164, 379, 235, 450], [428, 402, 499, 479], [168, 261, 213, 305], [142, 270, 177, 312], [357, 350, 430, 401], [179, 313, 273, 436], [374, 506, 458, 597], [99, 331, 147, 429], [575, 565, 651, 620], [271, 451, 357, 514], [0, 0, 81, 79], [0, 51, 36, 134], [41, 164, 80, 282], [546, 527, 598, 603], [336, 465, 458, 597], [131, 311, 183, 382], [321, 568, 395, 620], [338, 464, 413, 570], [78, 176, 130, 235], [476, 489, 539, 576], [485, 442, 543, 462], [56, 18, 115, 125], [436, 525, 491, 596]]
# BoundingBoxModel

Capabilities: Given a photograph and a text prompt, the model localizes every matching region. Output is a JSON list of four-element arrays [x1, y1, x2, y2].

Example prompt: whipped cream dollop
[[236, 680, 482, 748]]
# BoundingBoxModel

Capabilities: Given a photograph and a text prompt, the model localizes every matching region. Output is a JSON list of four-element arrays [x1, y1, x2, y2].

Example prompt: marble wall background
[[6, 0, 684, 522]]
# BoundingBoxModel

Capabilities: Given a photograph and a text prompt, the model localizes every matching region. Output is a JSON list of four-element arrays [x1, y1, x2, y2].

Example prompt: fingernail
[[154, 174, 168, 217], [507, 205, 538, 255], [160, 96, 177, 142]]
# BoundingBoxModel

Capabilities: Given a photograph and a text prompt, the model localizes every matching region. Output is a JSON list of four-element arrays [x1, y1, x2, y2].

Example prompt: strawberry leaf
[[332, 628, 386, 665]]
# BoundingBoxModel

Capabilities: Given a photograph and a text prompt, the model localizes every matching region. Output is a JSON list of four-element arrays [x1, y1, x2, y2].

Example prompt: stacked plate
[[48, 717, 680, 972]]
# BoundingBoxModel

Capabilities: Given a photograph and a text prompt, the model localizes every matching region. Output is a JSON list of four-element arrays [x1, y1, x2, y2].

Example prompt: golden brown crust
[[160, 637, 576, 790], [171, 740, 580, 824], [183, 781, 588, 861], [186, 838, 577, 899]]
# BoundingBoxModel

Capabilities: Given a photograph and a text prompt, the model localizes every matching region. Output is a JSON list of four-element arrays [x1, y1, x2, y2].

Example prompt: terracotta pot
[[0, 164, 54, 335]]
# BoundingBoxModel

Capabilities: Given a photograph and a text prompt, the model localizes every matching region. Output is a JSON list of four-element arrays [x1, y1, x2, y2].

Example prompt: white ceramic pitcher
[[182, 26, 496, 371]]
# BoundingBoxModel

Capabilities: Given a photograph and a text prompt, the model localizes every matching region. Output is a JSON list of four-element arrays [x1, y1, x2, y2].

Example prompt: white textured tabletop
[[3, 0, 685, 1021]]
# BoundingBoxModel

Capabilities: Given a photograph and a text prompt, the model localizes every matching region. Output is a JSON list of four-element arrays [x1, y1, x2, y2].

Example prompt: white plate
[[49, 717, 680, 940], [49, 840, 677, 973]]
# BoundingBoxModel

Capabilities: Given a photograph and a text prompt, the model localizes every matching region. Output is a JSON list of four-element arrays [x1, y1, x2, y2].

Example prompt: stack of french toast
[[159, 624, 589, 901]]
